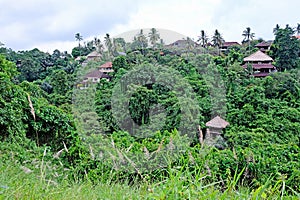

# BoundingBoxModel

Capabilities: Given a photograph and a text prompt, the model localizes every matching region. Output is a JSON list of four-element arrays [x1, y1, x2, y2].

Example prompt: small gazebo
[[205, 116, 229, 140]]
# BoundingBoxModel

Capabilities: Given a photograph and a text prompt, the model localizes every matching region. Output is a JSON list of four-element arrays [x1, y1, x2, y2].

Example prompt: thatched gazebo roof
[[206, 116, 229, 129], [243, 50, 273, 62]]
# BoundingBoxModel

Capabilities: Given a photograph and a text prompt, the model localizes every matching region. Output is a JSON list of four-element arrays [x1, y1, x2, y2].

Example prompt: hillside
[[0, 25, 299, 199]]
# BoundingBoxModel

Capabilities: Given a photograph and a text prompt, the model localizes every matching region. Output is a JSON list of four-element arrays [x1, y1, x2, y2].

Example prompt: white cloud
[[0, 0, 299, 52], [110, 0, 221, 42]]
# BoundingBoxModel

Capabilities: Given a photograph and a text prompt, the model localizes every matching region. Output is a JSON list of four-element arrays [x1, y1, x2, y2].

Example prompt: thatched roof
[[84, 70, 103, 78], [255, 41, 272, 47], [87, 51, 102, 58], [244, 50, 273, 62], [206, 116, 229, 129]]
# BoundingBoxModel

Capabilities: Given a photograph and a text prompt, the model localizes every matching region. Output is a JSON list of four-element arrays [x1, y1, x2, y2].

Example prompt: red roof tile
[[99, 61, 112, 68]]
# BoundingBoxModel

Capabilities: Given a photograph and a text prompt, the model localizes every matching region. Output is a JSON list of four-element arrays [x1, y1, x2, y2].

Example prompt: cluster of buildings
[[75, 40, 282, 146], [167, 39, 278, 77], [77, 39, 280, 89]]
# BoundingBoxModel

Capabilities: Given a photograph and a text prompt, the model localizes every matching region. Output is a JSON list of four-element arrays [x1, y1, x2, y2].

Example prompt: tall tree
[[104, 33, 113, 58], [211, 29, 225, 55], [137, 29, 148, 50], [94, 37, 104, 54], [242, 27, 255, 52], [75, 33, 83, 47], [197, 30, 209, 52], [148, 28, 160, 48], [75, 33, 83, 56], [273, 24, 280, 34]]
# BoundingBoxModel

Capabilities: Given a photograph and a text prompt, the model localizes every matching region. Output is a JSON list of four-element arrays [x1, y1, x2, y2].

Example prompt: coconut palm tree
[[273, 24, 280, 34], [104, 33, 113, 57], [197, 30, 209, 52], [137, 29, 148, 48], [211, 29, 224, 55], [242, 27, 255, 51], [75, 33, 83, 56], [75, 33, 83, 47], [94, 37, 104, 54], [148, 28, 160, 48]]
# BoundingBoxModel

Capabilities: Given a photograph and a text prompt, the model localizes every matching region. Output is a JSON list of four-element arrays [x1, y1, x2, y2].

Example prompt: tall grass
[[1, 143, 299, 199]]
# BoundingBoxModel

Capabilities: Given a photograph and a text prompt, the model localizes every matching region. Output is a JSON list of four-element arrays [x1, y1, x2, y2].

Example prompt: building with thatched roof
[[243, 50, 277, 77], [86, 51, 102, 61], [205, 116, 229, 139]]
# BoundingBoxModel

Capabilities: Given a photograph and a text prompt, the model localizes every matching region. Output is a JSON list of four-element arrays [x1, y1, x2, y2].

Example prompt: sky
[[0, 0, 299, 53]]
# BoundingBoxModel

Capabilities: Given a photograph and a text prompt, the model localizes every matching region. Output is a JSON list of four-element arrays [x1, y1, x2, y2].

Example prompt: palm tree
[[75, 33, 83, 47], [197, 30, 208, 52], [148, 28, 160, 48], [137, 29, 148, 48], [104, 33, 113, 57], [75, 33, 83, 56], [136, 29, 148, 54], [211, 29, 225, 55], [273, 24, 280, 34], [94, 37, 104, 54], [242, 27, 255, 51]]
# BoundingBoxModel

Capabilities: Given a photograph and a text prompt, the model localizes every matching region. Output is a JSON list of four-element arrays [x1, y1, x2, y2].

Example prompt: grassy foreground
[[1, 160, 299, 200]]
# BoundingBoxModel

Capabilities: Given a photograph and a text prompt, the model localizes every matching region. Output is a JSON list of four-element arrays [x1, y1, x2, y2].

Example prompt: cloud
[[0, 0, 299, 52], [212, 0, 300, 42], [0, 0, 139, 51], [110, 0, 221, 41]]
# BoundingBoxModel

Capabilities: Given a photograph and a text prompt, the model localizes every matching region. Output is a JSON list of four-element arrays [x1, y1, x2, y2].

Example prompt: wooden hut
[[205, 116, 229, 140]]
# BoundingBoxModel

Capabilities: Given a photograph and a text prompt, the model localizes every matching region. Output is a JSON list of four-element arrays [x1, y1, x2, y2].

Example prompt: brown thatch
[[243, 50, 273, 62], [87, 51, 102, 58], [206, 116, 229, 129]]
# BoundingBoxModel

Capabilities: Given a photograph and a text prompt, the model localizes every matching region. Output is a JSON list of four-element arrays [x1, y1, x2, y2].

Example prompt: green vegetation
[[0, 25, 299, 199]]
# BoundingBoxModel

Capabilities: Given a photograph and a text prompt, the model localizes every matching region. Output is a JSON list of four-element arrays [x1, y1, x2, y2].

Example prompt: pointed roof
[[244, 50, 273, 62], [85, 69, 103, 78], [206, 116, 229, 129], [255, 41, 272, 47], [87, 51, 102, 58]]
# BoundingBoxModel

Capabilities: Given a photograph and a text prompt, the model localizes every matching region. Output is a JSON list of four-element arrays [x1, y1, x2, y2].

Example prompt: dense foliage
[[0, 25, 299, 198]]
